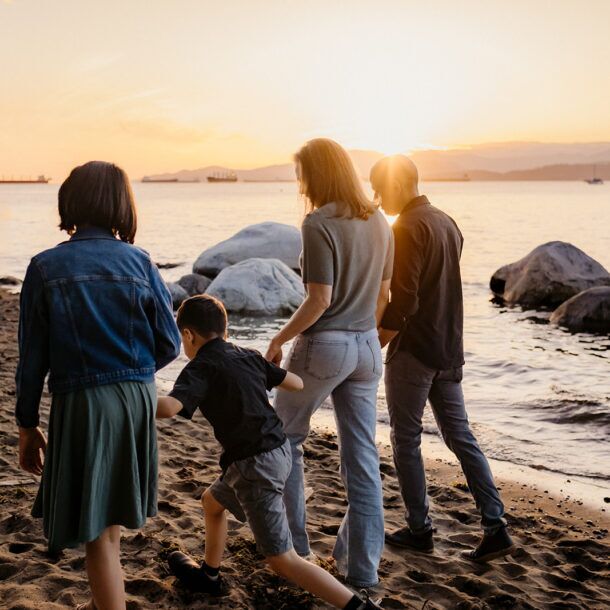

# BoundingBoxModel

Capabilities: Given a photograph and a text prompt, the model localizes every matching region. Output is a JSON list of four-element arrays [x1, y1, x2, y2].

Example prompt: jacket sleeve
[[147, 261, 181, 371], [15, 259, 49, 428], [380, 222, 426, 331]]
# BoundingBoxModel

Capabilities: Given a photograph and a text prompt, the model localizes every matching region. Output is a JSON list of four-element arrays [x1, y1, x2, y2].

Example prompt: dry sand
[[0, 289, 608, 609]]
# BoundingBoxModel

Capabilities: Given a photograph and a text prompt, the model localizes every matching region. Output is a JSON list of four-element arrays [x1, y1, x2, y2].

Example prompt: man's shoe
[[167, 551, 223, 595], [463, 527, 515, 563], [384, 526, 434, 553]]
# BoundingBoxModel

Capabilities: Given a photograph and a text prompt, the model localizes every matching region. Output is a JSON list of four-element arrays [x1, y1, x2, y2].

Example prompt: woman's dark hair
[[176, 294, 228, 338], [58, 161, 137, 243]]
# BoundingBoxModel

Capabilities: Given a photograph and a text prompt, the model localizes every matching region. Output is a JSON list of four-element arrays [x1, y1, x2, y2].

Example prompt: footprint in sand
[[158, 500, 183, 518], [0, 562, 20, 580], [448, 509, 478, 525], [8, 541, 34, 554]]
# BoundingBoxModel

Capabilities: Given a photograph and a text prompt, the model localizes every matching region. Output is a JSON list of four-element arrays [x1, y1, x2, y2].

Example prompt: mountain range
[[142, 142, 610, 182]]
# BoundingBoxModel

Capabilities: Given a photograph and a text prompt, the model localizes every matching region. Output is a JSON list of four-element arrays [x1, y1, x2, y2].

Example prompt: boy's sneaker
[[167, 551, 223, 595], [359, 590, 383, 609], [463, 527, 515, 563], [384, 526, 434, 553]]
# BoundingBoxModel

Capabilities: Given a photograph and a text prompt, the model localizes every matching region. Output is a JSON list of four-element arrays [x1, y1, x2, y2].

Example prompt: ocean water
[[1, 181, 609, 485]]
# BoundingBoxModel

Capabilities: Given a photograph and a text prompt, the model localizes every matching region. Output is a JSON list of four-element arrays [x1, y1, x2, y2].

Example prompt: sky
[[1, 0, 610, 180]]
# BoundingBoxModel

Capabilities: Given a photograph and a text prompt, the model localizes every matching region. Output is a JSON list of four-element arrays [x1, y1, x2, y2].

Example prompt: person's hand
[[265, 338, 284, 365], [18, 427, 47, 475]]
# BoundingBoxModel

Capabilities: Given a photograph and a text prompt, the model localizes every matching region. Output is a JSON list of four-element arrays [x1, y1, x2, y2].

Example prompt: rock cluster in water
[[491, 241, 610, 333], [177, 273, 212, 296], [166, 222, 304, 316], [193, 222, 302, 276], [207, 258, 305, 316], [549, 286, 610, 333], [166, 282, 189, 310]]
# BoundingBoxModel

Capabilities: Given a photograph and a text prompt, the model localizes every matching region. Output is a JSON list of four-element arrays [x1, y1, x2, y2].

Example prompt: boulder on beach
[[193, 222, 302, 277], [166, 282, 189, 310], [206, 258, 304, 316], [0, 276, 21, 286], [549, 287, 610, 333], [490, 241, 610, 308], [177, 273, 212, 296]]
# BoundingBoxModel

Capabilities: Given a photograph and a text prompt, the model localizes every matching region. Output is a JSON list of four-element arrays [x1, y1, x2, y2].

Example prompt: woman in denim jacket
[[265, 139, 394, 589], [15, 161, 181, 610]]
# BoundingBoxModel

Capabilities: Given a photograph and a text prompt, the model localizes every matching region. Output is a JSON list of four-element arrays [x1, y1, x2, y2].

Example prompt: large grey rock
[[177, 273, 212, 296], [550, 287, 610, 333], [206, 258, 304, 316], [166, 282, 189, 310], [490, 241, 610, 308], [193, 222, 301, 277]]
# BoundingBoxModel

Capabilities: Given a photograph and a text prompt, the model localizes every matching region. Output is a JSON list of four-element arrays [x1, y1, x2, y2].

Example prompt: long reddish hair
[[295, 138, 376, 220]]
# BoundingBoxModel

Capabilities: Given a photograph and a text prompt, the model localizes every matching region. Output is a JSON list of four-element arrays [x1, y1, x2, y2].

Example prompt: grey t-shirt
[[301, 202, 394, 333]]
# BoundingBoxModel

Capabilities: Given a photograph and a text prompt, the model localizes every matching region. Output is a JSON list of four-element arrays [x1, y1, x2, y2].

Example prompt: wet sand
[[0, 289, 608, 609]]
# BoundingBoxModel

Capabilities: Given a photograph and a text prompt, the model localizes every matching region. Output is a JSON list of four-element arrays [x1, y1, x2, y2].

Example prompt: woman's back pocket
[[304, 339, 349, 380]]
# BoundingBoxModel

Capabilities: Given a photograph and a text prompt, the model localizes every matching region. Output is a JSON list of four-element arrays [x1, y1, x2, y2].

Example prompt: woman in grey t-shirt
[[265, 138, 393, 589]]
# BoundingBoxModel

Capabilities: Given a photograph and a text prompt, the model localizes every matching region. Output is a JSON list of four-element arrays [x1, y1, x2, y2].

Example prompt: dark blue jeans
[[385, 350, 506, 535]]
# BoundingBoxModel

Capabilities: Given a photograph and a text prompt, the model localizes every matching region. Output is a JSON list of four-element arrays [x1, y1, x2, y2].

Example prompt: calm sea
[[1, 181, 609, 484]]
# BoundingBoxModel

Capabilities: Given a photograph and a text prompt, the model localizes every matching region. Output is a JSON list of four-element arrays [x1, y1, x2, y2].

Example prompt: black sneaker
[[385, 527, 434, 553], [463, 527, 515, 563], [167, 551, 223, 595], [357, 590, 383, 609]]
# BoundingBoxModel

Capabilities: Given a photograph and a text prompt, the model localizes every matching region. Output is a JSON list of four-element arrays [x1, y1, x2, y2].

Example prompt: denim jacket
[[15, 226, 181, 428]]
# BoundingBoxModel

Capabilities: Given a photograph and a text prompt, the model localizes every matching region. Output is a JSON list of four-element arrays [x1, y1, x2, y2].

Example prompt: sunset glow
[[2, 0, 610, 180]]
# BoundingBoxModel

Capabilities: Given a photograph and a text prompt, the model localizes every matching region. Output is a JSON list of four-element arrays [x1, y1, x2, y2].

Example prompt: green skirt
[[33, 381, 158, 552]]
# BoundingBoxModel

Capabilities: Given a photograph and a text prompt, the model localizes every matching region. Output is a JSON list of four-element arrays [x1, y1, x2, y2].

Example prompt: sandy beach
[[0, 288, 608, 609]]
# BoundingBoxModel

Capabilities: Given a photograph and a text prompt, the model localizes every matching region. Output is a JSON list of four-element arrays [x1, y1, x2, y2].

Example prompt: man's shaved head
[[370, 155, 419, 192], [370, 155, 420, 215]]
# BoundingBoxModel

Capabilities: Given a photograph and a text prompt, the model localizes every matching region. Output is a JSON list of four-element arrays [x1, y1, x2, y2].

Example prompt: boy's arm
[[157, 395, 184, 419], [277, 371, 303, 392], [263, 356, 303, 392]]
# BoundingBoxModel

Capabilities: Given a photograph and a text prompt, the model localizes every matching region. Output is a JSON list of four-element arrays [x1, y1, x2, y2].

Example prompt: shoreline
[[312, 409, 609, 511], [1, 289, 609, 608]]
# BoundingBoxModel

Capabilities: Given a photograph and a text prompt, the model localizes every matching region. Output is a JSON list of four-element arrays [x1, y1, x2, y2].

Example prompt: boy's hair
[[176, 294, 228, 338], [58, 160, 137, 243]]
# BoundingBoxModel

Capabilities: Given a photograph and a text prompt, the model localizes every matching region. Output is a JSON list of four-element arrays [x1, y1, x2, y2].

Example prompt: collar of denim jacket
[[69, 226, 116, 241]]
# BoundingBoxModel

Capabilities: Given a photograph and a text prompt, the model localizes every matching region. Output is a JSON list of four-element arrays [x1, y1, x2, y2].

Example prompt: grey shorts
[[209, 440, 293, 557]]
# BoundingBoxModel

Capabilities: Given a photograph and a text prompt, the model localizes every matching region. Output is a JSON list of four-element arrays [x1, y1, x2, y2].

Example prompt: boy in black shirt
[[157, 295, 381, 610]]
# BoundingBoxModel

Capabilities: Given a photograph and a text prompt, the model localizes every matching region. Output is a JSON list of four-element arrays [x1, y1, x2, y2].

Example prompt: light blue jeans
[[275, 329, 384, 588]]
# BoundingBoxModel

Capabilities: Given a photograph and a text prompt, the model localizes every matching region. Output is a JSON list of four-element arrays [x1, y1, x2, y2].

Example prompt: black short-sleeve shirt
[[169, 338, 287, 470]]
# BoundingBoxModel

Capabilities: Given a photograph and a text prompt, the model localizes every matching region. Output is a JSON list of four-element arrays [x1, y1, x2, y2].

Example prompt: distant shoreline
[[0, 178, 606, 184], [128, 178, 606, 184]]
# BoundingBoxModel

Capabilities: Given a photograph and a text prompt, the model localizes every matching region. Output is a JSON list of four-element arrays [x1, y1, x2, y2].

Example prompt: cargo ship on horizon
[[141, 176, 179, 183], [207, 171, 238, 183], [0, 175, 50, 184]]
